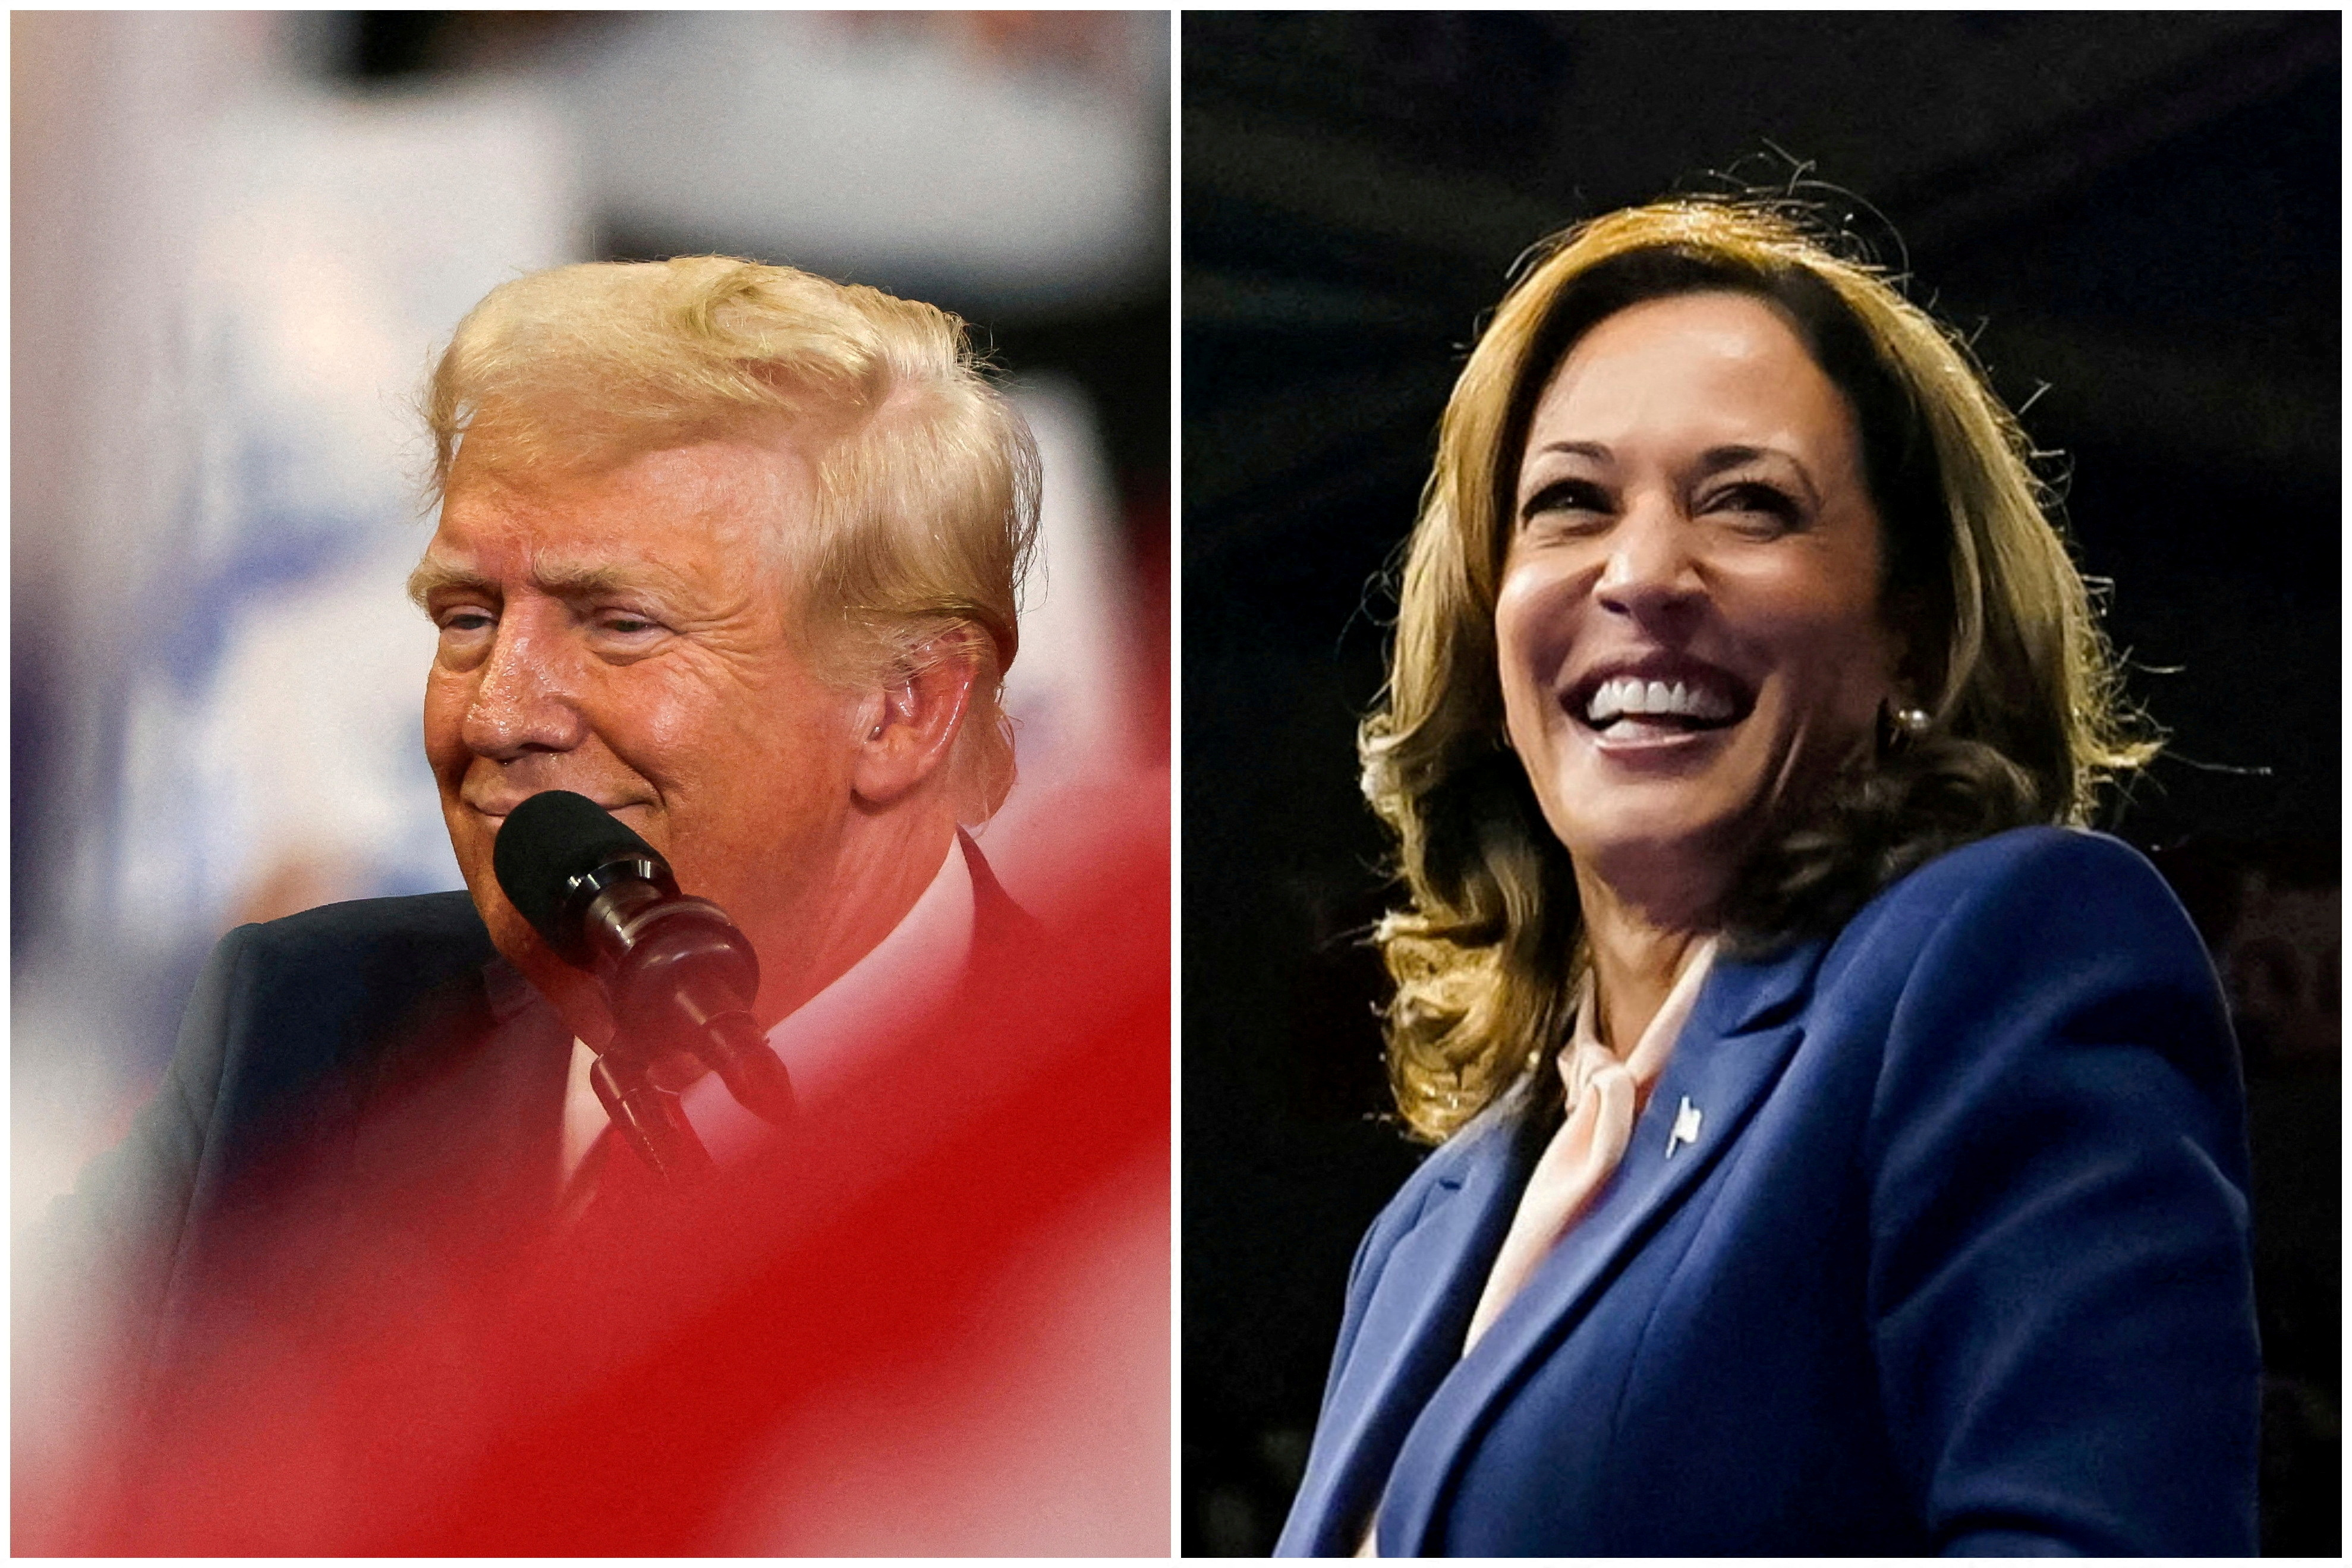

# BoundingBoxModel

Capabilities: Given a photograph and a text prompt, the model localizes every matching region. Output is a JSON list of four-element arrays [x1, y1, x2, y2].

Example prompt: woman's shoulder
[[1794, 824, 2246, 1198], [1838, 826, 2200, 968], [1879, 823, 2164, 903], [1808, 826, 2230, 1079], [1781, 826, 2225, 1077]]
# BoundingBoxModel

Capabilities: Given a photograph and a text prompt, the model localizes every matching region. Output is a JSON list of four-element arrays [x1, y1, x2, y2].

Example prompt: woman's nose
[[1593, 503, 1704, 626], [459, 613, 590, 760]]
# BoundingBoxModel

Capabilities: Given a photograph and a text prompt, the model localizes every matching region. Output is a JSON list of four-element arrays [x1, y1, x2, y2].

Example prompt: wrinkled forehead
[[418, 433, 820, 596], [454, 429, 813, 534], [450, 407, 818, 503]]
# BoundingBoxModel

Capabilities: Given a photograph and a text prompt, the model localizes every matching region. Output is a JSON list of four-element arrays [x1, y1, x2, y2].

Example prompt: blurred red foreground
[[21, 792, 1170, 1555]]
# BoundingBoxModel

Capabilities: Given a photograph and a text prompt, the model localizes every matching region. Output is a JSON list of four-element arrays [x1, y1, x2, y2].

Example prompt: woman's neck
[[1573, 864, 1719, 1055]]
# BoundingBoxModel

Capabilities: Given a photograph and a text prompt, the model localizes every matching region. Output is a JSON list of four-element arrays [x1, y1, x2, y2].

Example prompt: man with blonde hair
[[410, 255, 1039, 1191], [21, 257, 1050, 1548]]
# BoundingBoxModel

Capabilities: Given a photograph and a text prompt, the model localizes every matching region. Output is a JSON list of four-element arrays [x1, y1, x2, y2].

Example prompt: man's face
[[414, 437, 862, 1018]]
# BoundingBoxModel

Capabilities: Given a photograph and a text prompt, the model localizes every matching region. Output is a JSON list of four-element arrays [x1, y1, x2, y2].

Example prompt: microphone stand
[[588, 1010, 798, 1182], [587, 880, 800, 1182], [589, 1053, 713, 1182]]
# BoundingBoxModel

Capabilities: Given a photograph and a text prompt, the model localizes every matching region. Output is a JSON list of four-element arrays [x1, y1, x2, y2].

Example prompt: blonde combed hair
[[423, 256, 1041, 821], [1362, 199, 2155, 1143]]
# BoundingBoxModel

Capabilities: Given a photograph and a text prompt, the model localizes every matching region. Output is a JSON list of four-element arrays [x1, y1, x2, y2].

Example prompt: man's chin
[[456, 871, 591, 1019], [477, 892, 546, 969]]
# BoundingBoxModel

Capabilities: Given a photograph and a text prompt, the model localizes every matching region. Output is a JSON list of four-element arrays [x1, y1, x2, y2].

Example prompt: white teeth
[[1584, 674, 1737, 725]]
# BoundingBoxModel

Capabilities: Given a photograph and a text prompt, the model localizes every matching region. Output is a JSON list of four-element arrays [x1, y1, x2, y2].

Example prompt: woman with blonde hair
[[1276, 200, 2257, 1556]]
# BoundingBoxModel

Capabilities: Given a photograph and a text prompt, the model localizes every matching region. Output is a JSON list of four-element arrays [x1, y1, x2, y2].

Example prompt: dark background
[[1182, 12, 2339, 1555]]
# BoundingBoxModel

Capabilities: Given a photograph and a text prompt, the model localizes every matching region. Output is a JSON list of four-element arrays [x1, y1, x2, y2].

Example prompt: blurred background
[[1182, 12, 2338, 1556], [14, 11, 1167, 1552]]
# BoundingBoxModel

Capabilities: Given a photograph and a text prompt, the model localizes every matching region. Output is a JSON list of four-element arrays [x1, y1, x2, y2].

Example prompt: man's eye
[[439, 609, 495, 634], [600, 615, 660, 636]]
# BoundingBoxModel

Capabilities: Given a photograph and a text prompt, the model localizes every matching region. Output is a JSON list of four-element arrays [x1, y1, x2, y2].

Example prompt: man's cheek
[[420, 696, 469, 777], [612, 677, 702, 761]]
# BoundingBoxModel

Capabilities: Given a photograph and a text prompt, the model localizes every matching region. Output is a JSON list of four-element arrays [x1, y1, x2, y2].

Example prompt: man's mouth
[[465, 792, 646, 825], [1566, 663, 1753, 737]]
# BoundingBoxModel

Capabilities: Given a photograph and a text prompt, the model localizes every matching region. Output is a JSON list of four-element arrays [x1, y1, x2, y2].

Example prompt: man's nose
[[1594, 500, 1705, 628], [459, 610, 590, 760]]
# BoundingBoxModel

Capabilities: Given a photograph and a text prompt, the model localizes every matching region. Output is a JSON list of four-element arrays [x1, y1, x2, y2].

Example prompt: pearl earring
[[1879, 698, 1931, 752]]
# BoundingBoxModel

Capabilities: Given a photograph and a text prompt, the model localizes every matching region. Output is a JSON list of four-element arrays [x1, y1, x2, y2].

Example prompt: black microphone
[[493, 790, 798, 1176]]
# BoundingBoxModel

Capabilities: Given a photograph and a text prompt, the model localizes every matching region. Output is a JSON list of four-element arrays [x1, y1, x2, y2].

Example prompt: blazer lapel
[[1374, 935, 1827, 1556], [341, 959, 574, 1261], [1283, 1084, 1547, 1555]]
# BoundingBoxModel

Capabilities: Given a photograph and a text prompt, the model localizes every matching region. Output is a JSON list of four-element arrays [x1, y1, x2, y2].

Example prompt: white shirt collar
[[560, 834, 976, 1182], [1561, 933, 1718, 1093]]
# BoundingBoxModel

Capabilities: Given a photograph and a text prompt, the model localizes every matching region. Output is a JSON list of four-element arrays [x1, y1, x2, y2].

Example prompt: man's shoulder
[[230, 888, 495, 972], [217, 889, 498, 1024], [27, 895, 508, 1363], [193, 890, 503, 1114]]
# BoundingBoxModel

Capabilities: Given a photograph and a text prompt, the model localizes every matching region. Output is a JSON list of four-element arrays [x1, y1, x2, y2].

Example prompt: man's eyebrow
[[404, 556, 666, 609], [525, 558, 663, 600], [405, 556, 489, 609]]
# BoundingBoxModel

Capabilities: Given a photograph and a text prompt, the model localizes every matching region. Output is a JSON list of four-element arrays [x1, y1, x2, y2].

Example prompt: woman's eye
[[1521, 479, 1613, 530], [1709, 482, 1800, 531]]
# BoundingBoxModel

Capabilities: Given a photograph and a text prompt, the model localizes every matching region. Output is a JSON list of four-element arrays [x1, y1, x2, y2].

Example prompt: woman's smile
[[1563, 654, 1753, 755]]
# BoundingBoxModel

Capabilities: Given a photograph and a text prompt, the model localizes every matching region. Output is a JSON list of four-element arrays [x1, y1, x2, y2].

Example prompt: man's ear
[[851, 635, 981, 807]]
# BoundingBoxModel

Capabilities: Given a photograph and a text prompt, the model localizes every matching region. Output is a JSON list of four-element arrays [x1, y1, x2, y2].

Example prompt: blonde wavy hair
[[1362, 199, 2156, 1143], [422, 256, 1040, 821]]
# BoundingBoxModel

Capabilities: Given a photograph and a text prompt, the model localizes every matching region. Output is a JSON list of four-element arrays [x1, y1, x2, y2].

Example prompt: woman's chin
[[1545, 768, 1762, 918], [1576, 811, 1744, 866]]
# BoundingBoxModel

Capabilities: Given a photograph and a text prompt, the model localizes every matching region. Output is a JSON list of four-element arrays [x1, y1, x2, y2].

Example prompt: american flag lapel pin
[[1665, 1095, 1702, 1158]]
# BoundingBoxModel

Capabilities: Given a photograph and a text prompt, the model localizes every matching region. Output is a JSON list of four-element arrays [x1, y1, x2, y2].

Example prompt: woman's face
[[1495, 289, 1901, 920]]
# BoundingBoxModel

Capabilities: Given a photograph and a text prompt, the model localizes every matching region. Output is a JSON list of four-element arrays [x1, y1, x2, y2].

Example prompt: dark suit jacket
[[1276, 827, 2259, 1557], [17, 832, 1034, 1492]]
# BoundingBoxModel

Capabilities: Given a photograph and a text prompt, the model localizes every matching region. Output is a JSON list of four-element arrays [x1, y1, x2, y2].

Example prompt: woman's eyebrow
[[1527, 439, 1613, 464], [1693, 443, 1786, 470]]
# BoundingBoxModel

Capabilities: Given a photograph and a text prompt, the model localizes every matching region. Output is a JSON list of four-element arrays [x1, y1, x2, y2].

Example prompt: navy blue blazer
[[1277, 828, 2259, 1557]]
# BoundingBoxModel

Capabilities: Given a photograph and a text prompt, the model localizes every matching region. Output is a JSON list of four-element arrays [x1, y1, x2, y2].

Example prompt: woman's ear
[[851, 635, 982, 807]]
